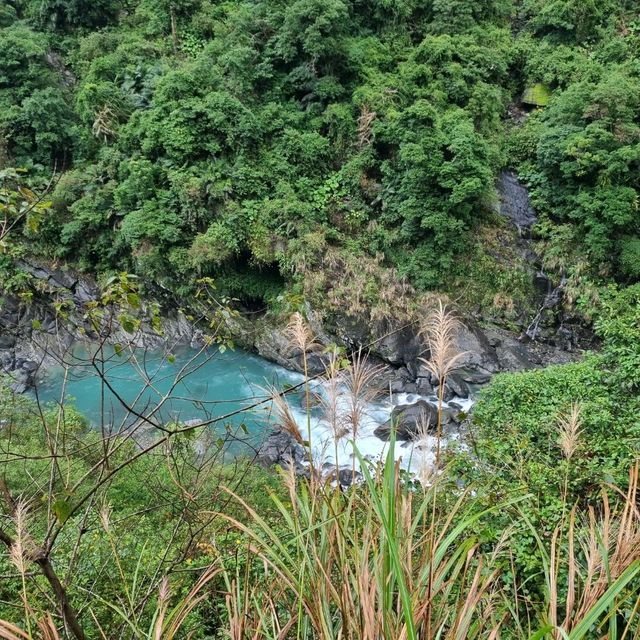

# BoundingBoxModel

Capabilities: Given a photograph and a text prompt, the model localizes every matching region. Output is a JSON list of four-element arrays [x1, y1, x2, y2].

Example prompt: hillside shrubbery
[[1, 0, 638, 310]]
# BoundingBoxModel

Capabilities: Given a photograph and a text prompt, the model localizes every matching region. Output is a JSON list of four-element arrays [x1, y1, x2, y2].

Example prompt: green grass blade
[[568, 560, 640, 640], [355, 437, 418, 640]]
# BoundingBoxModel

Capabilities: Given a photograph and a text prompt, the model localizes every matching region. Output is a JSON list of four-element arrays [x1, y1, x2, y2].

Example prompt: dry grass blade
[[98, 501, 111, 534], [265, 385, 304, 445], [37, 615, 61, 640], [345, 350, 385, 403], [0, 620, 30, 640], [344, 350, 385, 438], [0, 615, 61, 640], [162, 566, 222, 638], [9, 502, 29, 576], [357, 105, 376, 148], [320, 349, 345, 439], [551, 464, 640, 636], [419, 300, 467, 382], [152, 576, 170, 640], [216, 438, 522, 640], [284, 312, 316, 355]]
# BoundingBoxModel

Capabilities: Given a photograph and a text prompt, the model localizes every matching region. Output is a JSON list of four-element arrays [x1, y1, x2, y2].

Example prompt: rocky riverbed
[[1, 256, 580, 395], [249, 310, 579, 482], [1, 249, 584, 483]]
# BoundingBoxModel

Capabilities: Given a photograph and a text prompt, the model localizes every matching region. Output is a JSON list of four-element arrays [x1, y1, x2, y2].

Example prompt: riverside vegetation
[[0, 300, 639, 638], [1, 0, 640, 637]]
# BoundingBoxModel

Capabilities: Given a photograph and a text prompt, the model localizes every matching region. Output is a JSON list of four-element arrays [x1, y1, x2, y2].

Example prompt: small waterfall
[[496, 171, 537, 234], [525, 274, 567, 341]]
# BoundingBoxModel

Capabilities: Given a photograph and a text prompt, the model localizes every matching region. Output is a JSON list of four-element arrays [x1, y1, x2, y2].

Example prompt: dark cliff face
[[0, 261, 98, 391], [0, 261, 199, 392], [0, 294, 73, 392], [497, 171, 537, 234], [493, 172, 596, 350]]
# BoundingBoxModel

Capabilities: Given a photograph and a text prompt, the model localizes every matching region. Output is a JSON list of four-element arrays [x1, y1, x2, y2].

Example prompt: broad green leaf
[[52, 497, 72, 524]]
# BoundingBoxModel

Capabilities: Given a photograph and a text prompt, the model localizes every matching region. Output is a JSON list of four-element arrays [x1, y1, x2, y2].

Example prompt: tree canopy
[[0, 0, 638, 307]]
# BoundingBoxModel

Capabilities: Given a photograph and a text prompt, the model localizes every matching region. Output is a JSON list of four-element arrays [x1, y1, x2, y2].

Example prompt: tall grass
[[210, 449, 640, 639], [2, 310, 640, 638], [203, 310, 640, 639], [547, 465, 640, 639], [3, 458, 640, 638], [212, 437, 511, 639], [419, 301, 467, 636]]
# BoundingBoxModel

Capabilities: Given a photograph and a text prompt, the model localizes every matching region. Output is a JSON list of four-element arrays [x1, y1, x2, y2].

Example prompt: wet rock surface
[[256, 427, 307, 472], [0, 260, 201, 391], [226, 296, 581, 414], [446, 373, 469, 398], [2, 272, 580, 400], [492, 172, 593, 351], [373, 400, 463, 442], [496, 171, 537, 233]]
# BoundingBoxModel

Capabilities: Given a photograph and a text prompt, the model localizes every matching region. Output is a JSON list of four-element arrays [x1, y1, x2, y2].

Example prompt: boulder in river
[[445, 373, 469, 399], [324, 466, 362, 488], [416, 376, 433, 395], [257, 427, 307, 470], [375, 326, 421, 366], [374, 400, 460, 441]]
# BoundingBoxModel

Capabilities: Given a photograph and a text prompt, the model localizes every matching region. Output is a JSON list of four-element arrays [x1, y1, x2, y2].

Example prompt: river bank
[[0, 171, 588, 397], [0, 258, 580, 398], [0, 257, 585, 483]]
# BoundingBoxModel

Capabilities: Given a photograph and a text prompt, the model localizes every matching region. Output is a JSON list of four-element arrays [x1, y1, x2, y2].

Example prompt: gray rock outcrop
[[0, 260, 201, 391], [496, 171, 537, 233], [256, 427, 307, 472], [373, 400, 463, 442]]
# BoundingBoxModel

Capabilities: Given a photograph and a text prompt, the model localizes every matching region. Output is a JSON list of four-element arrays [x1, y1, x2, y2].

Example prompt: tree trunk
[[35, 554, 87, 640], [170, 6, 179, 55], [0, 526, 86, 640]]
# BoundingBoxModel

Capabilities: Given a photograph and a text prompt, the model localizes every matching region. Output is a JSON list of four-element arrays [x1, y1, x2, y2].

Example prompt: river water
[[34, 344, 471, 474]]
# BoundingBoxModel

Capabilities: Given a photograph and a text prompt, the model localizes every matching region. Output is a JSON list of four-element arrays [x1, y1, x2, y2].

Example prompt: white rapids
[[282, 377, 474, 478]]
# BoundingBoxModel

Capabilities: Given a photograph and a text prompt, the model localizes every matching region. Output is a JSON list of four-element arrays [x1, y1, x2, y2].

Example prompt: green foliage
[[2, 1, 640, 635], [0, 23, 75, 167], [0, 0, 519, 301], [0, 375, 286, 636], [594, 283, 640, 390], [520, 0, 620, 42], [458, 355, 639, 593], [25, 0, 122, 30], [620, 236, 640, 280], [508, 4, 640, 288], [470, 359, 636, 500], [0, 0, 637, 309], [376, 102, 497, 286], [458, 283, 640, 591], [0, 168, 52, 293]]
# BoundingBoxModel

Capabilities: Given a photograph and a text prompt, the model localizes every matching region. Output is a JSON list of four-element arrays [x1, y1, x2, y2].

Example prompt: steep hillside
[[1, 0, 638, 330]]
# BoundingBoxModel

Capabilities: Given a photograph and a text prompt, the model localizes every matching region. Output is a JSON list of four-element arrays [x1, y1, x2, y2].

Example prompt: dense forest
[[1, 0, 640, 638], [1, 0, 639, 303]]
